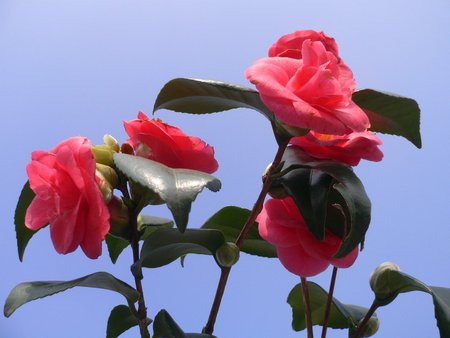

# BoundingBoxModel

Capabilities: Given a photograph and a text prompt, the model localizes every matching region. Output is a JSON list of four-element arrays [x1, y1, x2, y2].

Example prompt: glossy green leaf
[[287, 282, 374, 332], [153, 77, 274, 119], [105, 215, 174, 264], [139, 228, 225, 268], [15, 181, 43, 261], [114, 153, 221, 232], [277, 148, 371, 257], [353, 89, 421, 148], [371, 269, 450, 337], [153, 78, 309, 143], [106, 234, 130, 264], [153, 309, 217, 338], [4, 272, 138, 317], [201, 206, 277, 257], [106, 304, 147, 338]]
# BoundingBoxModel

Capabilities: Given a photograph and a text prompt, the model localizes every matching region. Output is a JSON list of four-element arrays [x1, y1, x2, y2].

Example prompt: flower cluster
[[25, 113, 218, 258], [249, 30, 383, 277]]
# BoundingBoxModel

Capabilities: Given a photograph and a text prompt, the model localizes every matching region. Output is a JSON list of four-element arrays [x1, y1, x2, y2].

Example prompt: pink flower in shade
[[257, 197, 358, 277], [268, 29, 339, 59], [245, 32, 370, 135], [124, 112, 218, 174], [290, 130, 383, 166], [25, 137, 110, 259]]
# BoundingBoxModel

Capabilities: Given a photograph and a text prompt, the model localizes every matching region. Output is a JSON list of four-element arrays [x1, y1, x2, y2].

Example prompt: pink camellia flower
[[25, 137, 110, 259], [290, 130, 383, 166], [124, 112, 218, 174], [268, 29, 339, 59], [245, 32, 370, 135], [257, 196, 358, 277]]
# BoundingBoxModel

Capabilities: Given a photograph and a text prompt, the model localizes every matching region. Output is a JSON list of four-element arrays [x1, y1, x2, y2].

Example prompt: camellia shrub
[[5, 29, 450, 338]]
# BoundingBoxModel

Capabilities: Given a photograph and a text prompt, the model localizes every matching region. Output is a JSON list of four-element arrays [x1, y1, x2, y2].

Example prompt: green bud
[[369, 262, 401, 301], [103, 134, 120, 152], [215, 242, 240, 267], [96, 163, 119, 188], [107, 196, 131, 239], [357, 316, 380, 337], [92, 145, 115, 166], [96, 166, 116, 204]]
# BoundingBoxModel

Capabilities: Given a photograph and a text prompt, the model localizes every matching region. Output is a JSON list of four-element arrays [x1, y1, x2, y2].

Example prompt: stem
[[350, 301, 378, 338], [321, 267, 338, 338], [203, 140, 289, 335], [203, 267, 231, 334], [301, 277, 314, 338], [129, 206, 150, 338]]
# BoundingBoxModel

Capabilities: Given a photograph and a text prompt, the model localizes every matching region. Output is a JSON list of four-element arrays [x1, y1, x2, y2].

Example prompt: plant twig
[[321, 267, 338, 338], [351, 301, 378, 338], [203, 140, 289, 335], [129, 202, 150, 337], [301, 277, 314, 338]]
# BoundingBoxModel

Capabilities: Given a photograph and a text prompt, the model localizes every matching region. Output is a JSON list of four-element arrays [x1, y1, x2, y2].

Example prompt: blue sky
[[1, 1, 449, 337]]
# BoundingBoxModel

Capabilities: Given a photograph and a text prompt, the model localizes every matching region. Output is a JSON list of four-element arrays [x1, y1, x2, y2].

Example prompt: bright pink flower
[[269, 29, 339, 59], [257, 197, 358, 277], [245, 32, 369, 135], [124, 112, 218, 174], [290, 130, 383, 166], [25, 137, 110, 259]]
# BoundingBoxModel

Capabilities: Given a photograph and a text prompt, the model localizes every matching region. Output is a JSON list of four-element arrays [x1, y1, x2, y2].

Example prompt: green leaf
[[277, 148, 371, 257], [154, 77, 274, 119], [139, 228, 225, 268], [139, 215, 174, 241], [153, 78, 309, 143], [15, 181, 43, 261], [113, 153, 221, 232], [287, 282, 374, 332], [106, 304, 148, 338], [371, 269, 450, 338], [105, 215, 174, 264], [4, 272, 138, 317], [153, 309, 217, 338], [353, 89, 421, 148], [201, 206, 277, 258], [106, 234, 130, 264]]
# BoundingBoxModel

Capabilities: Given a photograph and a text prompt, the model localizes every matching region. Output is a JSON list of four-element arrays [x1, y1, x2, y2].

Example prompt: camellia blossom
[[25, 137, 110, 259], [290, 130, 383, 166], [124, 112, 218, 174], [257, 197, 358, 277], [245, 30, 370, 135], [268, 29, 339, 59]]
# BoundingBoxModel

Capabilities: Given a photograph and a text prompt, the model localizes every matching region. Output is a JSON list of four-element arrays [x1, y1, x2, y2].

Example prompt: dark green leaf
[[353, 89, 421, 148], [106, 304, 147, 338], [153, 77, 273, 119], [4, 272, 138, 317], [371, 269, 450, 338], [139, 215, 174, 241], [201, 206, 277, 258], [139, 228, 225, 268], [277, 148, 371, 257], [106, 234, 130, 264], [287, 282, 374, 332], [114, 153, 221, 232], [15, 181, 43, 261], [153, 78, 309, 143], [153, 309, 216, 338]]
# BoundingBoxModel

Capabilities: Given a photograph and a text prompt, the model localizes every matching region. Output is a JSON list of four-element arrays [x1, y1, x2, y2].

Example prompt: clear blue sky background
[[1, 1, 449, 337]]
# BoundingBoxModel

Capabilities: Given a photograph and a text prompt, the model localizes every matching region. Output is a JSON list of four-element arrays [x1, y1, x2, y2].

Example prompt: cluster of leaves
[[7, 77, 450, 338]]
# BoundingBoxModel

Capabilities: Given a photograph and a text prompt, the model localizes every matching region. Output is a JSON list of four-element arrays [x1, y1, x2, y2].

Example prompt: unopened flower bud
[[215, 242, 240, 267], [96, 163, 119, 188], [108, 196, 130, 239], [357, 316, 380, 337], [96, 166, 117, 204], [369, 262, 401, 301], [92, 145, 115, 166], [103, 134, 120, 152]]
